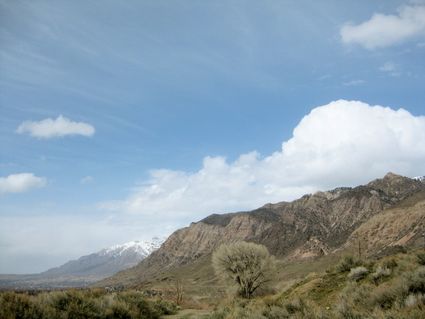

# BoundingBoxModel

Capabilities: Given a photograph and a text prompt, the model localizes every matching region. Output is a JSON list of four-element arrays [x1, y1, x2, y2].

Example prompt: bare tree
[[174, 279, 183, 305], [212, 241, 276, 298]]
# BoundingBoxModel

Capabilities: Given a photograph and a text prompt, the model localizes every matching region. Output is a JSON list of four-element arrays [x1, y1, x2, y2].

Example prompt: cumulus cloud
[[340, 5, 425, 49], [16, 115, 95, 139], [100, 100, 425, 224], [0, 173, 47, 194]]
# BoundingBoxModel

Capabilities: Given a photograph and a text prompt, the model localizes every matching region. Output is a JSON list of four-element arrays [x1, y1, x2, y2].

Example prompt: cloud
[[379, 62, 401, 77], [0, 173, 47, 194], [16, 115, 95, 139], [3, 100, 425, 273], [81, 176, 94, 184], [101, 100, 425, 224], [342, 79, 365, 86], [340, 5, 425, 49], [379, 62, 396, 72]]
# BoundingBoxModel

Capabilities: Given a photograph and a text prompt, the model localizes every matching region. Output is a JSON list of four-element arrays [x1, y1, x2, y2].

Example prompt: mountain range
[[98, 173, 425, 295], [2, 173, 424, 293], [0, 237, 163, 289]]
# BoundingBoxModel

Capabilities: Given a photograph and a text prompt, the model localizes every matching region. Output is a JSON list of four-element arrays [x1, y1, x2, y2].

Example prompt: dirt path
[[163, 308, 212, 318]]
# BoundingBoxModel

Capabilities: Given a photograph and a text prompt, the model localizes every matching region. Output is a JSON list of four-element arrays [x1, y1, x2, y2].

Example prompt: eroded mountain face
[[100, 173, 425, 286]]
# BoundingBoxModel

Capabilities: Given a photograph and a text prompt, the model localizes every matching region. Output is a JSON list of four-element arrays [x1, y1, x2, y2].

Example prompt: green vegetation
[[0, 289, 177, 319], [206, 249, 425, 319], [212, 242, 276, 299]]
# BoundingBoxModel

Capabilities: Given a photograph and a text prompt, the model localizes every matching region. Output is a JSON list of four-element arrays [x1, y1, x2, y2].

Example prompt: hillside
[[98, 173, 425, 294], [205, 248, 425, 319]]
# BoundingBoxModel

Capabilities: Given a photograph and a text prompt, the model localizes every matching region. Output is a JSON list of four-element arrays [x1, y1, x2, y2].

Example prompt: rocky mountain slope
[[99, 173, 425, 288], [0, 238, 163, 289]]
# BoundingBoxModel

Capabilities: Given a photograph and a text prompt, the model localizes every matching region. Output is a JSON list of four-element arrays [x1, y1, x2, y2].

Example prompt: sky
[[1, 0, 425, 273]]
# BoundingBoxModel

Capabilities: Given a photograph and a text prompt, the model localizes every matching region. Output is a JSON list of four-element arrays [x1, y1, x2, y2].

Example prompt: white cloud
[[343, 79, 365, 86], [3, 100, 425, 273], [379, 62, 401, 77], [379, 62, 396, 72], [16, 115, 95, 139], [0, 173, 47, 194], [100, 100, 425, 224], [81, 176, 94, 184], [340, 5, 425, 49]]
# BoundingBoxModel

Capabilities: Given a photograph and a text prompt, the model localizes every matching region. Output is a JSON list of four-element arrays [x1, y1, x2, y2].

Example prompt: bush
[[0, 292, 44, 319], [347, 267, 368, 281], [416, 253, 425, 266], [337, 282, 372, 315], [371, 266, 391, 284], [407, 266, 425, 294], [0, 289, 176, 319], [382, 258, 398, 270], [152, 299, 178, 315], [405, 293, 425, 307], [371, 284, 399, 309], [212, 241, 276, 298], [105, 300, 132, 319], [335, 256, 362, 273]]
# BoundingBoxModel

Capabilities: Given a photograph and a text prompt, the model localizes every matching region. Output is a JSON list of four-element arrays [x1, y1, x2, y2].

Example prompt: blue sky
[[1, 0, 425, 273]]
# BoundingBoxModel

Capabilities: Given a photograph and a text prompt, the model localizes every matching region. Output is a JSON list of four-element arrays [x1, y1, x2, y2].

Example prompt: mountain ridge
[[98, 173, 425, 288]]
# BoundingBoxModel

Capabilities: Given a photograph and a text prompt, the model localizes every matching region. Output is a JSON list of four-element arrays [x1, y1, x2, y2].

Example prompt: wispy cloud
[[379, 62, 396, 72], [0, 173, 46, 194], [343, 79, 365, 86], [340, 5, 425, 49], [16, 115, 95, 139], [80, 176, 94, 184], [379, 62, 401, 76]]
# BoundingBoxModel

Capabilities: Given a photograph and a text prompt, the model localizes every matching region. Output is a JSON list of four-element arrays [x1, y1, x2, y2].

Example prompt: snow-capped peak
[[414, 176, 425, 182], [100, 237, 164, 258]]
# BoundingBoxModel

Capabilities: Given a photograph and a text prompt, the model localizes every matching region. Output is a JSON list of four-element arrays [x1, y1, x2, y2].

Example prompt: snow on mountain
[[36, 237, 165, 284], [100, 237, 164, 258], [414, 176, 425, 183]]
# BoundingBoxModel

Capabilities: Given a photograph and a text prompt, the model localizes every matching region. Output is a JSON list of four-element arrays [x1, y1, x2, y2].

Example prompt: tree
[[212, 241, 276, 298], [174, 279, 183, 305]]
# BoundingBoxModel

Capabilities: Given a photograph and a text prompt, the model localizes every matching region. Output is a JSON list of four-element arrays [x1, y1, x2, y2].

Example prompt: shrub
[[105, 300, 132, 319], [405, 293, 425, 307], [212, 241, 276, 298], [0, 292, 43, 319], [0, 289, 176, 319], [371, 266, 391, 284], [335, 256, 362, 273], [262, 305, 290, 319], [337, 282, 372, 314], [347, 267, 368, 281], [416, 253, 425, 266], [407, 266, 425, 294], [152, 299, 177, 315], [382, 258, 398, 270], [371, 285, 399, 309]]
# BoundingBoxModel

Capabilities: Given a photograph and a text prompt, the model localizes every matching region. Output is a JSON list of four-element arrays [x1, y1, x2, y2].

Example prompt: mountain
[[414, 175, 425, 182], [98, 173, 425, 290], [42, 238, 163, 278], [0, 237, 163, 289]]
